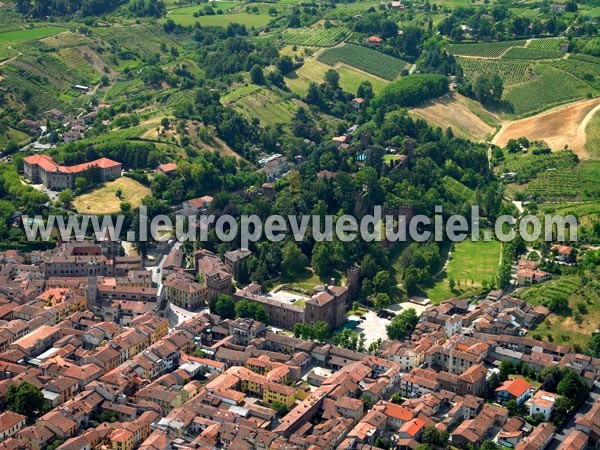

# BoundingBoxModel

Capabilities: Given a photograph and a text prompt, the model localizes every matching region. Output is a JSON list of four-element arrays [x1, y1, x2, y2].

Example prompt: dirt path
[[492, 97, 600, 158]]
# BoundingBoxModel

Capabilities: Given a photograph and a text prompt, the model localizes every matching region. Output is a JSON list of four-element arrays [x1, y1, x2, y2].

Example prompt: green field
[[168, 2, 240, 15], [458, 57, 532, 86], [0, 26, 65, 46], [222, 84, 297, 125], [446, 40, 525, 58], [286, 59, 387, 97], [585, 110, 600, 158], [424, 239, 502, 303], [0, 26, 65, 61], [166, 11, 272, 27], [503, 65, 593, 115], [502, 47, 564, 60], [318, 43, 407, 81]]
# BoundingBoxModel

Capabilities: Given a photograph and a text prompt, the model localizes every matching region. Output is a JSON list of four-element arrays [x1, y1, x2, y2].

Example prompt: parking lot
[[29, 183, 59, 201], [265, 289, 309, 306], [349, 301, 429, 346]]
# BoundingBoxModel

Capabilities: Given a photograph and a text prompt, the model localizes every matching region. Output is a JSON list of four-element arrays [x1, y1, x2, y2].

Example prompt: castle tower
[[346, 265, 361, 301], [404, 138, 415, 159], [86, 261, 99, 310]]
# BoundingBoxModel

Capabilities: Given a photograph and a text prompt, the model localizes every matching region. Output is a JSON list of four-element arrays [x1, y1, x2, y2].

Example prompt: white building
[[528, 390, 558, 421]]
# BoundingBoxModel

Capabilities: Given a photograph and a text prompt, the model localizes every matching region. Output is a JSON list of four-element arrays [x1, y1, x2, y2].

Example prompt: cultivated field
[[442, 175, 475, 202], [503, 65, 593, 115], [527, 38, 562, 50], [222, 84, 297, 126], [409, 94, 495, 142], [74, 177, 151, 214], [285, 59, 387, 97], [498, 151, 600, 202], [585, 109, 600, 158], [457, 57, 533, 86], [502, 47, 563, 60], [522, 273, 600, 348], [445, 40, 525, 58], [318, 43, 408, 80], [493, 97, 600, 158], [279, 26, 349, 47]]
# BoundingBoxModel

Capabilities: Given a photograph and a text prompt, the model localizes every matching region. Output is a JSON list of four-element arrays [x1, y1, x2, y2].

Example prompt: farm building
[[367, 36, 383, 46]]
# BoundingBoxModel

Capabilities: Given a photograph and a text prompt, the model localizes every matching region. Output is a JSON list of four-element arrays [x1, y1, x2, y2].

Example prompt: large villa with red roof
[[23, 154, 122, 190]]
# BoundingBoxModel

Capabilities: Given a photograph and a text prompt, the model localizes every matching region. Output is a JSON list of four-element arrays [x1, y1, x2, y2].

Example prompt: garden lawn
[[74, 177, 150, 215], [424, 239, 502, 303]]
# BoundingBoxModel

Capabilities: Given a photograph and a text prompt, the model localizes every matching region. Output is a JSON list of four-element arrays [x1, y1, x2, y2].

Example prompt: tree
[[421, 426, 441, 446], [250, 64, 266, 85], [499, 360, 514, 381], [506, 399, 519, 416], [58, 189, 73, 207], [357, 81, 374, 103], [5, 382, 46, 422], [361, 395, 373, 410], [373, 293, 392, 311], [390, 393, 405, 404], [5, 140, 19, 154], [551, 395, 572, 428], [211, 294, 235, 319], [481, 441, 500, 450], [565, 0, 577, 12], [386, 308, 419, 340], [486, 372, 501, 399], [305, 82, 322, 105], [373, 270, 391, 294], [324, 69, 340, 89], [271, 401, 289, 415], [281, 242, 308, 278], [557, 369, 588, 405], [312, 321, 331, 342], [277, 56, 294, 75], [474, 74, 503, 104], [312, 242, 333, 278], [589, 333, 600, 357], [75, 176, 89, 193], [234, 299, 268, 323]]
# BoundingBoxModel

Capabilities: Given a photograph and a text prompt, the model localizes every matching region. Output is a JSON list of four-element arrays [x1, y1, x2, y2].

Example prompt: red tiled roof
[[0, 411, 26, 433], [496, 377, 532, 398], [24, 154, 58, 172], [400, 418, 425, 437], [24, 155, 120, 174], [158, 163, 177, 172]]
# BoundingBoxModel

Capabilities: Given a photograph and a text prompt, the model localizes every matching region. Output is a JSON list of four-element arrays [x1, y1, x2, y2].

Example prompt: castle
[[23, 154, 121, 190]]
